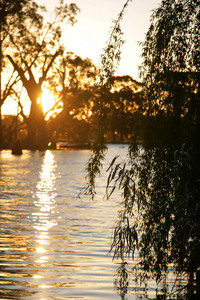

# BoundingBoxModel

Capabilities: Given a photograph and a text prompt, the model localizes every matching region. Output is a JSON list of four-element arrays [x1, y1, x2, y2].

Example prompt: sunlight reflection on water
[[33, 150, 57, 249], [0, 147, 127, 300], [0, 146, 186, 299]]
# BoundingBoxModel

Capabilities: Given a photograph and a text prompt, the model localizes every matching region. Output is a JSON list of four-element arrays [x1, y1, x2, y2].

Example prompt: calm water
[[0, 145, 138, 300], [0, 145, 186, 300]]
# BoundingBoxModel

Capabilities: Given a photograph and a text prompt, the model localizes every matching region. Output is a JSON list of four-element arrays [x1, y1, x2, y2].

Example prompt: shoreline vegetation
[[1, 141, 131, 153]]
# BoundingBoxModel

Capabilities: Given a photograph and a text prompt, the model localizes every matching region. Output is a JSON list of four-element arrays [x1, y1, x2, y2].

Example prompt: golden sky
[[38, 0, 162, 80], [2, 0, 161, 115]]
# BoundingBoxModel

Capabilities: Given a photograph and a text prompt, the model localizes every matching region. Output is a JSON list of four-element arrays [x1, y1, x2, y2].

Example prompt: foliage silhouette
[[1, 0, 79, 149], [49, 52, 97, 143], [86, 0, 200, 297], [85, 0, 133, 199], [0, 0, 31, 147]]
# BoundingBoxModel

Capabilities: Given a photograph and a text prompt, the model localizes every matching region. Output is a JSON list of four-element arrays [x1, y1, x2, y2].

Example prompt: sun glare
[[41, 89, 55, 114]]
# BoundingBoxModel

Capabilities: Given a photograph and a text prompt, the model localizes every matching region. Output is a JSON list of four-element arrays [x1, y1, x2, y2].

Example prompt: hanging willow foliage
[[85, 0, 200, 297], [85, 0, 133, 200], [98, 0, 133, 88]]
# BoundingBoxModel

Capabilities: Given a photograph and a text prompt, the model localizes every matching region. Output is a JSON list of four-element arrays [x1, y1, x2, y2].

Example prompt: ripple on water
[[0, 147, 186, 299]]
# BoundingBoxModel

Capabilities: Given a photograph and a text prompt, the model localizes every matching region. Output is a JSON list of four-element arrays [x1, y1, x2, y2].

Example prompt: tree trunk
[[7, 49, 62, 149], [26, 97, 48, 150], [7, 55, 49, 149]]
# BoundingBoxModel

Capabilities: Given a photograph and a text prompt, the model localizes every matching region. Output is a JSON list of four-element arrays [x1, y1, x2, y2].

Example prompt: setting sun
[[41, 89, 55, 114]]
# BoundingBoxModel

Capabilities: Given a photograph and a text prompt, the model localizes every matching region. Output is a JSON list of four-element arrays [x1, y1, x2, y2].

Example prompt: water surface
[[0, 145, 186, 299], [0, 145, 133, 300]]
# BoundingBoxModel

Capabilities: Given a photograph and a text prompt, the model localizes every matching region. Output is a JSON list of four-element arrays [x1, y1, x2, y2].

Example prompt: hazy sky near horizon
[[37, 0, 162, 80]]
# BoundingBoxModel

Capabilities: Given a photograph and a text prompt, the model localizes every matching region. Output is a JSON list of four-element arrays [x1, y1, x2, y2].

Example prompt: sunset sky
[[38, 0, 162, 80], [2, 0, 162, 115]]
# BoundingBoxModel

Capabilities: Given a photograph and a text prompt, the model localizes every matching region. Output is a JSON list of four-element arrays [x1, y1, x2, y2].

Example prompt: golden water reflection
[[1, 146, 183, 299], [32, 150, 57, 291]]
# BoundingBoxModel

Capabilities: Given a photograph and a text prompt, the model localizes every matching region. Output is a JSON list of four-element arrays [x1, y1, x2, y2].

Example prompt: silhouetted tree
[[0, 0, 29, 147], [86, 0, 200, 297], [139, 0, 200, 148], [132, 0, 200, 292], [3, 0, 79, 149], [85, 0, 133, 198], [51, 52, 97, 143], [107, 76, 142, 142]]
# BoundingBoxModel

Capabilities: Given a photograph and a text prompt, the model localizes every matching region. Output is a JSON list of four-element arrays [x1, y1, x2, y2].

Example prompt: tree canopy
[[133, 0, 200, 291], [138, 0, 200, 148], [0, 0, 34, 146], [49, 52, 98, 143], [1, 0, 80, 149]]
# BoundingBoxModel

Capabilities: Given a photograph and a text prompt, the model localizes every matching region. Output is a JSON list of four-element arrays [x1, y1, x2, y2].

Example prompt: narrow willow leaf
[[106, 155, 120, 172]]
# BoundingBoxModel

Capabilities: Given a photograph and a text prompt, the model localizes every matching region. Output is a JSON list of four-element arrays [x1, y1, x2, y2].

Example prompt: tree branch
[[39, 47, 63, 85], [7, 55, 29, 87]]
